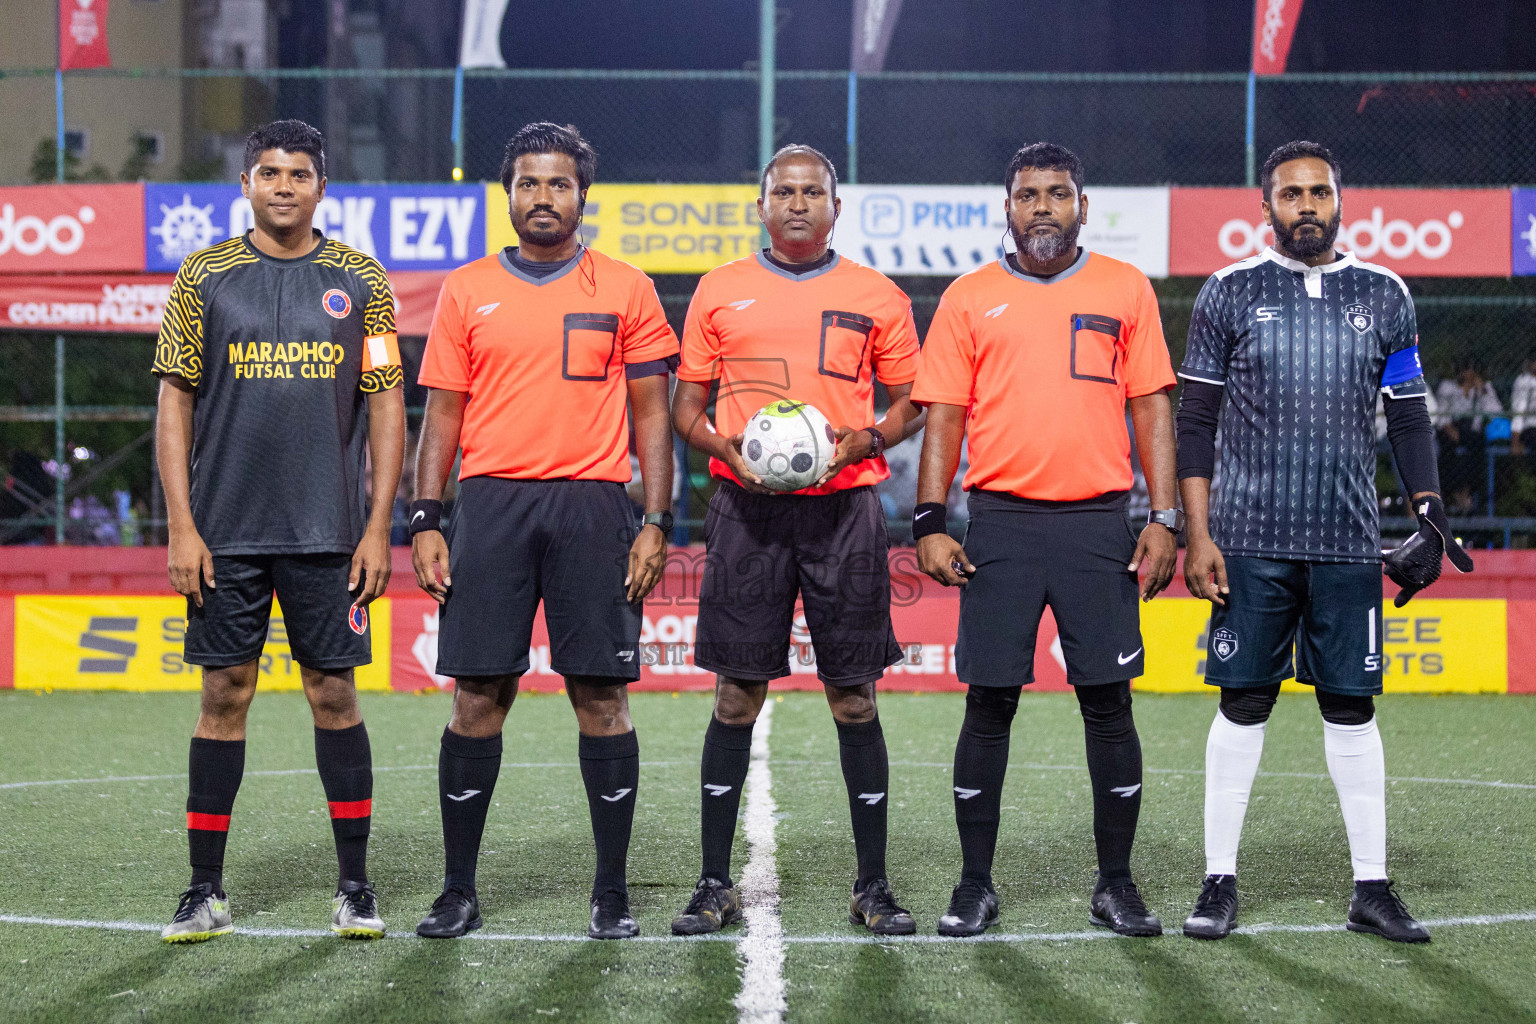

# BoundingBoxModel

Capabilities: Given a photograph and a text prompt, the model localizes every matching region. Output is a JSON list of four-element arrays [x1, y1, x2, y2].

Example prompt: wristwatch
[[1147, 508, 1186, 534], [641, 510, 674, 533], [860, 427, 887, 461]]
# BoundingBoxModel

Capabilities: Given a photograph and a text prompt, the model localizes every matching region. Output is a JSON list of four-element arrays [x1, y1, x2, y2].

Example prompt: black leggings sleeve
[[1384, 394, 1441, 499], [1176, 380, 1225, 481]]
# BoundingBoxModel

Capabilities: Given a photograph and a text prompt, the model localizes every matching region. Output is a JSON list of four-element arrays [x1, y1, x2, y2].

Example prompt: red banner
[[0, 269, 448, 336], [1169, 187, 1512, 277], [1251, 0, 1303, 76], [59, 0, 111, 70], [0, 184, 143, 273], [386, 551, 1071, 694]]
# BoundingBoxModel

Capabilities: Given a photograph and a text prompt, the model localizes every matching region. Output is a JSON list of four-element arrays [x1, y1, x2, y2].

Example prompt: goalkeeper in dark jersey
[[1176, 141, 1472, 944], [152, 120, 406, 943]]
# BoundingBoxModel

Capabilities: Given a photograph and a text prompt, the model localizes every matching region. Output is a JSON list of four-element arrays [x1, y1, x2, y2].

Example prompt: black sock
[[953, 686, 1019, 885], [835, 716, 890, 889], [579, 730, 640, 898], [700, 716, 754, 885], [1077, 682, 1143, 885], [439, 727, 502, 892], [315, 722, 372, 888], [186, 736, 245, 893]]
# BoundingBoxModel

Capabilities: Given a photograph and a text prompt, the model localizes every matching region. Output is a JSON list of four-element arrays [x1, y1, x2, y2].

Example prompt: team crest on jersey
[[1211, 627, 1239, 662], [1344, 303, 1374, 334], [348, 605, 369, 635], [323, 289, 353, 319]]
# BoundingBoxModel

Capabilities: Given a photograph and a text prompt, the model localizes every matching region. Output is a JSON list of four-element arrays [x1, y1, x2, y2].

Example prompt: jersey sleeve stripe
[[1177, 370, 1227, 386]]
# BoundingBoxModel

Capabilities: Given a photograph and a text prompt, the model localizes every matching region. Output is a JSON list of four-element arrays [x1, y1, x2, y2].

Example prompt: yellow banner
[[485, 183, 762, 274], [13, 596, 391, 692], [1135, 598, 1506, 694]]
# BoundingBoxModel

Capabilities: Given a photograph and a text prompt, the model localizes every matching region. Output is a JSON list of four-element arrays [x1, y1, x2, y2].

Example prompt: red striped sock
[[186, 736, 245, 892], [316, 722, 373, 887]]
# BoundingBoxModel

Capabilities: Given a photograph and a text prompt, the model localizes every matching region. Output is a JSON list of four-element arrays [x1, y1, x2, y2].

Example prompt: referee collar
[[498, 245, 586, 286], [997, 247, 1090, 285], [754, 249, 841, 282]]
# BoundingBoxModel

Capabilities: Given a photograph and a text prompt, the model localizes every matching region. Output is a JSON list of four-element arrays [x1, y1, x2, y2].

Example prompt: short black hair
[[760, 144, 838, 197], [1260, 140, 1341, 203], [499, 122, 597, 194], [244, 119, 325, 179], [1004, 142, 1083, 193]]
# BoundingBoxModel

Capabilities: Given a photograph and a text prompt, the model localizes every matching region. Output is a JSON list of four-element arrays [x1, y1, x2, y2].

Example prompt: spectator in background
[[1509, 352, 1536, 458], [1434, 360, 1503, 515]]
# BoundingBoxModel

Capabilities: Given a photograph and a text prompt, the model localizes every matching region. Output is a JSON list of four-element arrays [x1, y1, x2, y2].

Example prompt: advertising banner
[[143, 184, 487, 272], [1512, 188, 1536, 276], [1169, 187, 1512, 277], [0, 184, 144, 273], [833, 185, 1171, 278], [12, 595, 391, 691], [1250, 0, 1304, 76], [485, 183, 762, 274], [0, 270, 446, 336], [0, 590, 1515, 694], [59, 0, 111, 70]]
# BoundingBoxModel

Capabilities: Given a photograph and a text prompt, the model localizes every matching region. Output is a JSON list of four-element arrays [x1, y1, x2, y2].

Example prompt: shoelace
[[342, 883, 377, 915], [860, 879, 906, 915], [1196, 878, 1236, 918], [172, 886, 213, 923], [1103, 882, 1151, 917], [429, 887, 473, 914], [1361, 881, 1411, 919], [684, 880, 726, 916], [593, 890, 631, 918], [949, 878, 995, 913]]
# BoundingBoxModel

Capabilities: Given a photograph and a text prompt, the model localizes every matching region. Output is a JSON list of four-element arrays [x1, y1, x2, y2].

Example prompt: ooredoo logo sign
[[1170, 187, 1510, 277], [0, 185, 145, 272]]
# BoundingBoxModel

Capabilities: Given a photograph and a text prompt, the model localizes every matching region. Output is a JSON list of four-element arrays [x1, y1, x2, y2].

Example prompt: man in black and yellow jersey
[[152, 120, 405, 944]]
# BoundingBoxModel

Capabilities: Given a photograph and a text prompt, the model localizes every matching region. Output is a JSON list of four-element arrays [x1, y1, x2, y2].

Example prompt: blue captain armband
[[1382, 345, 1423, 388]]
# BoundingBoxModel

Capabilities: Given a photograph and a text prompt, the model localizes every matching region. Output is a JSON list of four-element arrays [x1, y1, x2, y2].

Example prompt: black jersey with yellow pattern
[[152, 232, 402, 555]]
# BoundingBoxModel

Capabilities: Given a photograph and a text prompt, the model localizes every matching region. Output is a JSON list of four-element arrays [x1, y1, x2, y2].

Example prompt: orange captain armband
[[361, 332, 401, 372]]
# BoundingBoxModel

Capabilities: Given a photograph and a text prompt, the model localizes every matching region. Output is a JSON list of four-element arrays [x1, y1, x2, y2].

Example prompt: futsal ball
[[742, 400, 836, 492]]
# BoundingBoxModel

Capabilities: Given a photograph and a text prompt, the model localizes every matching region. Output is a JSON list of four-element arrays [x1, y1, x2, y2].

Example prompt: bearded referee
[[409, 123, 678, 940], [669, 145, 925, 936], [913, 143, 1179, 938], [1177, 141, 1472, 943], [154, 120, 405, 942]]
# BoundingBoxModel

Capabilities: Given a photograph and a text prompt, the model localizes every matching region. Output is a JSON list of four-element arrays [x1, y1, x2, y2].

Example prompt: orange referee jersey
[[418, 247, 679, 482], [912, 251, 1175, 502], [679, 251, 919, 494]]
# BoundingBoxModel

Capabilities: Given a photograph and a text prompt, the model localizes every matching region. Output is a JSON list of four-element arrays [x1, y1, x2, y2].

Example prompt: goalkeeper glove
[[1382, 494, 1474, 607]]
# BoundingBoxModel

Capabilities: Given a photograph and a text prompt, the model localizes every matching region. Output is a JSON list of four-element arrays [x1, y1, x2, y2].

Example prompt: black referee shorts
[[435, 477, 642, 681], [693, 480, 903, 687], [956, 490, 1144, 688], [184, 553, 371, 671]]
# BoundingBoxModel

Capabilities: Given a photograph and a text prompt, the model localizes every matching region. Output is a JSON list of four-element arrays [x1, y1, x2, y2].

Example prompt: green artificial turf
[[0, 689, 1532, 1023]]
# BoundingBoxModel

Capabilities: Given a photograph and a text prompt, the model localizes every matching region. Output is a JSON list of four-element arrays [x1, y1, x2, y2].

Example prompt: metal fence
[[2, 68, 1535, 186], [3, 67, 1536, 545]]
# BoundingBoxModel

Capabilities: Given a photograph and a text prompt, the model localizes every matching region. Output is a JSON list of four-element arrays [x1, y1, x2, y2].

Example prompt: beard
[[1273, 207, 1342, 260], [1011, 213, 1082, 266], [513, 207, 577, 248]]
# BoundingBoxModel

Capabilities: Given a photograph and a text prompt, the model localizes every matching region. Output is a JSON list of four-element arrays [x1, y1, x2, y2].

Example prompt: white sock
[[1204, 710, 1267, 876], [1323, 717, 1388, 881]]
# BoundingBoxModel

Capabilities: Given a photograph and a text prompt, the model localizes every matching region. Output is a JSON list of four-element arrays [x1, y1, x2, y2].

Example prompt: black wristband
[[912, 501, 948, 540], [407, 498, 444, 536]]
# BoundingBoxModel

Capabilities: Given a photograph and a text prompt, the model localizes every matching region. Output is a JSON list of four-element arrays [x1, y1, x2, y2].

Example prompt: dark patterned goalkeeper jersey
[[152, 232, 402, 555], [1179, 248, 1428, 563]]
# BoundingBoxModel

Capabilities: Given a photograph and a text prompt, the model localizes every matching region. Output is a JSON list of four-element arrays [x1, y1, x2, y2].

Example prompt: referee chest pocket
[[563, 313, 620, 381], [819, 310, 875, 382], [1070, 313, 1122, 385]]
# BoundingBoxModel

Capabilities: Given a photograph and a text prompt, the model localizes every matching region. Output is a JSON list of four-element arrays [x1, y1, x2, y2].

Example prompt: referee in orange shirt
[[913, 143, 1179, 937], [408, 123, 678, 940], [669, 145, 926, 936]]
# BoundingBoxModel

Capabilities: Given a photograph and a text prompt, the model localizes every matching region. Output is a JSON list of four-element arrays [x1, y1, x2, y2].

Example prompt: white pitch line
[[4, 910, 1534, 946], [734, 699, 786, 1024]]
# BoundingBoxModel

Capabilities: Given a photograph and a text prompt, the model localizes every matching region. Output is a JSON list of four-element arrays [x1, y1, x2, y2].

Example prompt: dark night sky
[[479, 0, 1536, 73]]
